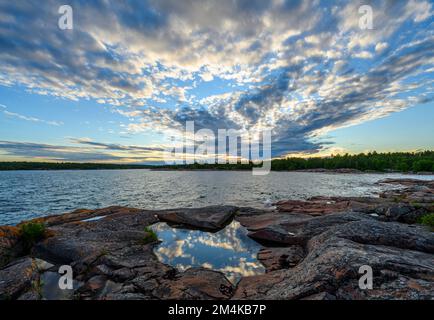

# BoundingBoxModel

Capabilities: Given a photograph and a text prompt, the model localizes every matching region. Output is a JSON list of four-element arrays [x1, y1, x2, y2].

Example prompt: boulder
[[384, 204, 428, 223], [157, 206, 237, 231]]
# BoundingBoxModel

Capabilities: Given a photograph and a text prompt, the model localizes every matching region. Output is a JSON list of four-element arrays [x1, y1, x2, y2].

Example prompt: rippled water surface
[[0, 169, 433, 225], [153, 221, 264, 282]]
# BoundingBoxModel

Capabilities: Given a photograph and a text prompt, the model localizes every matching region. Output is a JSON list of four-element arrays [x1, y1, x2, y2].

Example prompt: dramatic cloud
[[0, 0, 432, 159]]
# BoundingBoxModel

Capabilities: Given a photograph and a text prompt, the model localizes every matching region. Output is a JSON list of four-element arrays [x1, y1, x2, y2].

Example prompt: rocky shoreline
[[0, 178, 433, 300]]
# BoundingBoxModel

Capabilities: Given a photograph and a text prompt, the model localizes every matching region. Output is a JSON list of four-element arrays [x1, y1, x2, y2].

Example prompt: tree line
[[0, 151, 433, 172], [269, 150, 434, 172]]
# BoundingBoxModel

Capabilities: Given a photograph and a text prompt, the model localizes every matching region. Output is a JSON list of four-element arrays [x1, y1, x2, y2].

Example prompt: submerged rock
[[377, 178, 434, 205], [377, 178, 434, 188]]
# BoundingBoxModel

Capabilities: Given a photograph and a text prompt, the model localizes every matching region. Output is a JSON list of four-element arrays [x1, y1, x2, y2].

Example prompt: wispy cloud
[[69, 138, 165, 153], [0, 104, 63, 126], [0, 140, 160, 162], [0, 141, 119, 162]]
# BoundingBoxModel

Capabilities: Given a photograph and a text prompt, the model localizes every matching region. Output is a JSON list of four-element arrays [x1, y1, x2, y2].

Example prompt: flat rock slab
[[276, 199, 352, 216], [234, 218, 434, 300], [236, 212, 312, 231], [257, 246, 305, 272], [152, 268, 234, 300], [247, 212, 372, 245], [277, 194, 433, 224], [24, 206, 156, 227], [32, 207, 159, 264], [0, 226, 23, 268], [157, 206, 238, 231], [0, 257, 53, 300]]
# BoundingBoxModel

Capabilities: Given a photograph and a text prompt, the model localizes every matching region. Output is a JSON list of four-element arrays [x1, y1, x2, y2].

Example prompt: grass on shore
[[418, 213, 434, 231], [19, 222, 47, 249], [143, 226, 158, 243]]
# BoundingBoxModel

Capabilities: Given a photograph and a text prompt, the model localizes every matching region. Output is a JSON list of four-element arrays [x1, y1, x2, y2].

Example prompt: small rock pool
[[152, 221, 265, 283]]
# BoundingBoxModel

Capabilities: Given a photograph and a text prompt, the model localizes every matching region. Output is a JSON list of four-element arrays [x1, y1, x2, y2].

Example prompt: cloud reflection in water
[[153, 221, 265, 283]]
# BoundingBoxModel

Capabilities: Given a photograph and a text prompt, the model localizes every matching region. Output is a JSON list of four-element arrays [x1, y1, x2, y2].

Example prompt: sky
[[0, 0, 433, 163]]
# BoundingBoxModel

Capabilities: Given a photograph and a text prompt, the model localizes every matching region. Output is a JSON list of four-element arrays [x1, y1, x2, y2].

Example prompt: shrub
[[418, 213, 434, 230], [19, 222, 46, 248], [143, 226, 158, 243]]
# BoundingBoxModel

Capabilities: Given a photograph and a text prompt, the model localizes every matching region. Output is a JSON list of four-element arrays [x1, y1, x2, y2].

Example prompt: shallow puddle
[[40, 271, 78, 300], [153, 221, 265, 283]]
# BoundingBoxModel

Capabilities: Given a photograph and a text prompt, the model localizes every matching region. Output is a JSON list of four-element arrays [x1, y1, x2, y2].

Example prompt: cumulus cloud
[[0, 0, 433, 159], [375, 42, 389, 53]]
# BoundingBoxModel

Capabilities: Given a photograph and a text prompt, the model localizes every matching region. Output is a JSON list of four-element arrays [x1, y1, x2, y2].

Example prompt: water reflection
[[153, 221, 265, 283]]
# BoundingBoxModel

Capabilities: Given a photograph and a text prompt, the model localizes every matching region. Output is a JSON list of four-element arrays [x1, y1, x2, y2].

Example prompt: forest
[[0, 151, 433, 172]]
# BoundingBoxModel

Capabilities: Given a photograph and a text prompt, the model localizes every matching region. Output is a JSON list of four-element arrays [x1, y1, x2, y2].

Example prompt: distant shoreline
[[1, 150, 433, 173], [149, 168, 434, 175], [0, 166, 433, 175]]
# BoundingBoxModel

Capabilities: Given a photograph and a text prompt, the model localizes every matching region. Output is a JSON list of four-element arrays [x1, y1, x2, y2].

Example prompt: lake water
[[0, 169, 433, 225]]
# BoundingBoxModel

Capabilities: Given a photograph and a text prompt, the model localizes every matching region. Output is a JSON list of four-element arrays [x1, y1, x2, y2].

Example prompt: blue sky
[[0, 0, 433, 163]]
